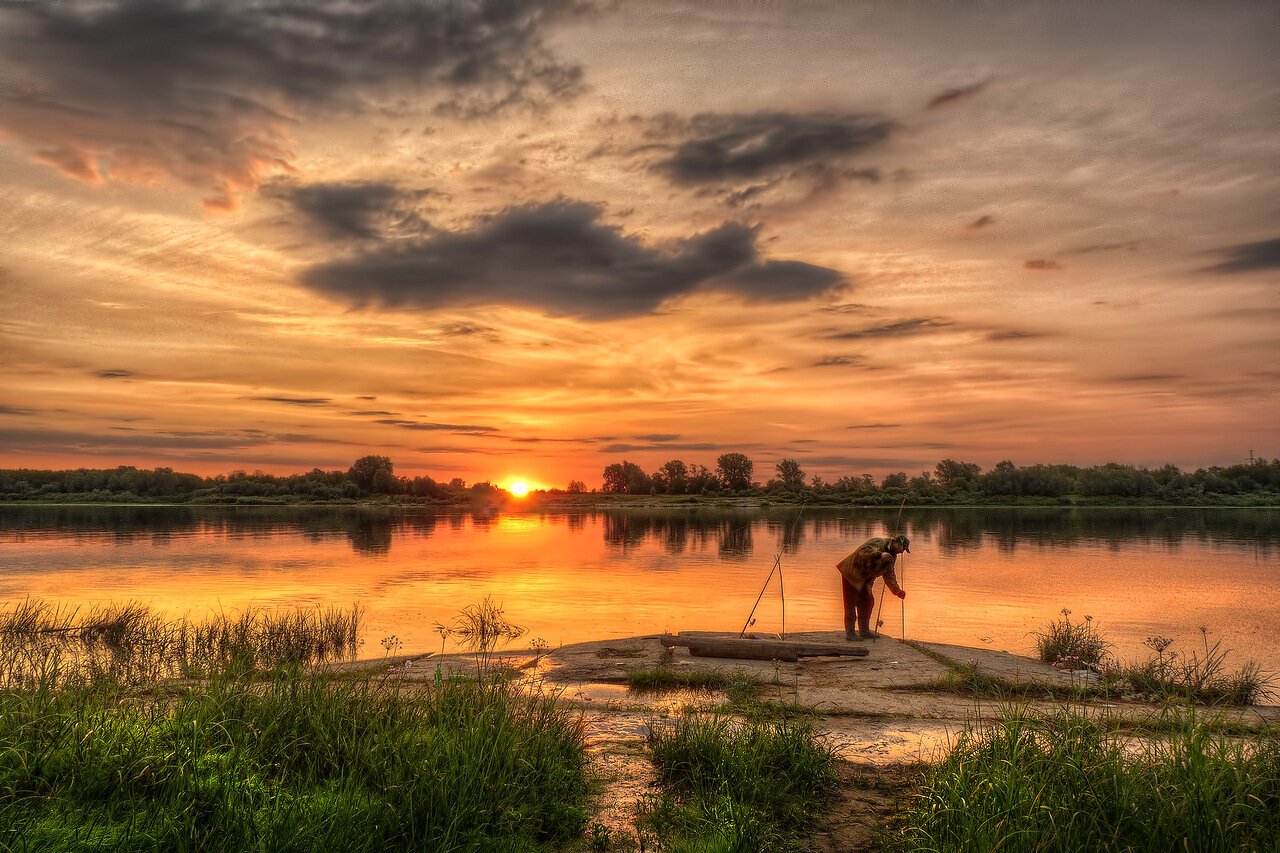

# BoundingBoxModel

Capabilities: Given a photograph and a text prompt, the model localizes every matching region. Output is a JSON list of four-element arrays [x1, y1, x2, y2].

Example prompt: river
[[1, 504, 1276, 674]]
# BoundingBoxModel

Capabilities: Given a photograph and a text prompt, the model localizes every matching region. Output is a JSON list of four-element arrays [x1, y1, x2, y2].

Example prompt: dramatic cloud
[[300, 201, 844, 319], [265, 180, 433, 241], [1202, 237, 1280, 273], [652, 112, 894, 186], [0, 0, 584, 207]]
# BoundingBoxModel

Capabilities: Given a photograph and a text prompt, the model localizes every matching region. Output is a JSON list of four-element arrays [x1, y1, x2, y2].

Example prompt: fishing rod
[[739, 502, 805, 638]]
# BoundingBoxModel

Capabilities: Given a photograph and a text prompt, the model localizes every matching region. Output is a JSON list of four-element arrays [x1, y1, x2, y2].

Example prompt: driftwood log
[[660, 632, 869, 662]]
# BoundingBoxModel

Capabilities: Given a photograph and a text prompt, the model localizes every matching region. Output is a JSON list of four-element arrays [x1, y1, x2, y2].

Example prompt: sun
[[507, 480, 530, 498]]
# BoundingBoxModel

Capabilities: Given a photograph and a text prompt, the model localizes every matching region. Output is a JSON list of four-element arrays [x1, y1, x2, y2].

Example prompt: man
[[836, 534, 908, 640]]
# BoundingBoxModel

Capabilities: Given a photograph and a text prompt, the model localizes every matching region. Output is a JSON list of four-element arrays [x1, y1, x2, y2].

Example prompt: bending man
[[836, 535, 908, 640]]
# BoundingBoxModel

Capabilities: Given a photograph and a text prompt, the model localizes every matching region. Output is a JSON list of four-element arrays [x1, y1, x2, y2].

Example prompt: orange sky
[[1, 1, 1276, 488]]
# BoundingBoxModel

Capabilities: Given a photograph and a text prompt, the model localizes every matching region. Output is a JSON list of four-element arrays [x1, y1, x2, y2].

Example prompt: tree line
[[1, 453, 1277, 505], [599, 454, 1280, 504], [0, 456, 498, 504]]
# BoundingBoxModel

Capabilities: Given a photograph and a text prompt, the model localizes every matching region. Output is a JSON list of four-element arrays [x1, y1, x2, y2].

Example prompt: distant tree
[[775, 458, 806, 491], [934, 459, 982, 488], [687, 463, 718, 493], [716, 453, 754, 490], [448, 477, 466, 490], [655, 459, 689, 494], [348, 455, 395, 492], [566, 479, 587, 493], [881, 472, 908, 489], [602, 460, 651, 493]]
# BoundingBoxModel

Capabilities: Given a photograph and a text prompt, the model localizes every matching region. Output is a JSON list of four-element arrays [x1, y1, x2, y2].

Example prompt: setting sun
[[507, 480, 530, 498]]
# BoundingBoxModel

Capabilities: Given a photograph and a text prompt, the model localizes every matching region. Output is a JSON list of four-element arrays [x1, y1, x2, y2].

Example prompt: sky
[[0, 0, 1276, 490]]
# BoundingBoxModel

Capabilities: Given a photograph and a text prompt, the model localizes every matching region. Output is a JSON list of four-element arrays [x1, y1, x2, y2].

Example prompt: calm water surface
[[1, 505, 1277, 674]]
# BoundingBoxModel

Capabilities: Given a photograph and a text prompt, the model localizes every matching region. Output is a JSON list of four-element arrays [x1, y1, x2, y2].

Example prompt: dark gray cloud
[[987, 329, 1052, 342], [94, 369, 133, 378], [0, 405, 37, 416], [814, 356, 863, 367], [1068, 240, 1142, 254], [633, 434, 681, 442], [300, 201, 843, 318], [652, 111, 894, 186], [0, 0, 584, 207], [926, 81, 988, 110], [250, 395, 333, 407], [825, 318, 948, 340], [1202, 237, 1280, 273], [375, 418, 497, 433], [846, 423, 901, 430], [1025, 259, 1063, 271], [966, 215, 995, 229], [0, 426, 322, 451], [265, 180, 432, 241], [1106, 373, 1185, 383], [792, 454, 924, 470], [601, 442, 721, 454]]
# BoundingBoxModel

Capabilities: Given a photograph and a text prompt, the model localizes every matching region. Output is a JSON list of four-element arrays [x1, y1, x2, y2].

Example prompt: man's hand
[[895, 589, 907, 600]]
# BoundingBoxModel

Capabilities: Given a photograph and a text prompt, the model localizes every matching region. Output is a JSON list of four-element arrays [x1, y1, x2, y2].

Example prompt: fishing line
[[739, 503, 805, 638]]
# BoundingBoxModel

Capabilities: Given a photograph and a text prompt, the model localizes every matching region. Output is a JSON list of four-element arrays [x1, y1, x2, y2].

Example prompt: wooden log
[[659, 633, 869, 662]]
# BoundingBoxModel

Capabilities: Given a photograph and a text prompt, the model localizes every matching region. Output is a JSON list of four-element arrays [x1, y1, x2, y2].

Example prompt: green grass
[[0, 601, 591, 852], [640, 713, 838, 852], [892, 706, 1280, 853]]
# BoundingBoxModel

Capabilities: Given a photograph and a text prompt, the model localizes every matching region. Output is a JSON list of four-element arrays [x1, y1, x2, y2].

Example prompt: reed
[[0, 598, 361, 688]]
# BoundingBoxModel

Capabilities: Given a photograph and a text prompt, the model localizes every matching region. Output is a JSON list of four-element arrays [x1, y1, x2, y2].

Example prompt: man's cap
[[893, 534, 910, 553]]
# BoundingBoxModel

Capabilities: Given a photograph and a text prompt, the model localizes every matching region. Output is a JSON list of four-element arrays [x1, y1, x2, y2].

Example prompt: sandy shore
[[351, 632, 1279, 849]]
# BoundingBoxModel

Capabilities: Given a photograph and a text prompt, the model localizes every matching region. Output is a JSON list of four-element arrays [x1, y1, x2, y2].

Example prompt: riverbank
[[363, 630, 1280, 850]]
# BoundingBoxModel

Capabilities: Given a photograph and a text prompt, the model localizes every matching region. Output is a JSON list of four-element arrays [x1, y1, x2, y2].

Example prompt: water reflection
[[1, 504, 1277, 681], [0, 505, 1276, 557]]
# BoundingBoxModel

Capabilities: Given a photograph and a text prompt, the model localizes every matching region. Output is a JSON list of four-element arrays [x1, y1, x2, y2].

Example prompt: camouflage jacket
[[836, 537, 905, 596]]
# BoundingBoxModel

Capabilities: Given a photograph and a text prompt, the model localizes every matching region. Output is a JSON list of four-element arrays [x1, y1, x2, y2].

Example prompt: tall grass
[[0, 599, 590, 852], [0, 671, 588, 852], [893, 706, 1280, 853], [0, 599, 361, 687], [641, 713, 837, 852]]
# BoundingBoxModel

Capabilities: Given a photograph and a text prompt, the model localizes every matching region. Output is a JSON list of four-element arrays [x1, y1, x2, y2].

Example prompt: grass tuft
[[1123, 628, 1274, 706], [1035, 607, 1110, 671], [641, 713, 837, 852]]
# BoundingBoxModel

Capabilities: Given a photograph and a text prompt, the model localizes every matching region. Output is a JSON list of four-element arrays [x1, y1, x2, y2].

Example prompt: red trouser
[[840, 574, 876, 638]]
